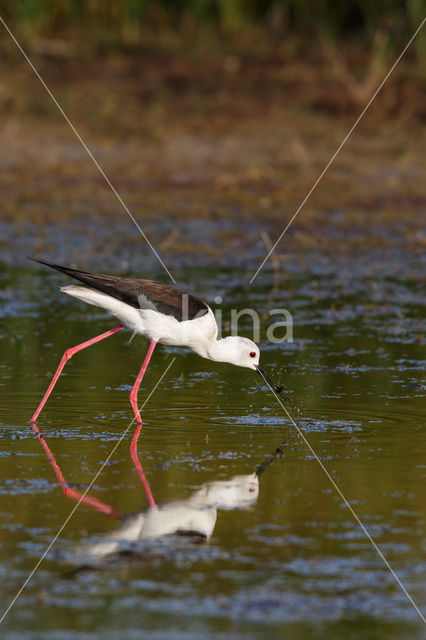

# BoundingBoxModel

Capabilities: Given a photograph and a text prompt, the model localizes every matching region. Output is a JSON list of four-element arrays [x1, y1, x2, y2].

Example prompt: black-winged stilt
[[30, 259, 284, 424]]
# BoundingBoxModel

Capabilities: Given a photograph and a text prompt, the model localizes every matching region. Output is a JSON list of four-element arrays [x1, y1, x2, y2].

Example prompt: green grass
[[2, 0, 425, 46], [0, 1, 424, 70]]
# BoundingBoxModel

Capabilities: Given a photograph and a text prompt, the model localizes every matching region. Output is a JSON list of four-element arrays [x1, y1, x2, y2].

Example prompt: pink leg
[[31, 324, 123, 423], [129, 340, 157, 425], [32, 422, 121, 519], [129, 340, 157, 508]]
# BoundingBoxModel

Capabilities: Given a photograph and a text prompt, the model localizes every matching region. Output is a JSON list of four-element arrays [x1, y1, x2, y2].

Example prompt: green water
[[0, 252, 425, 639]]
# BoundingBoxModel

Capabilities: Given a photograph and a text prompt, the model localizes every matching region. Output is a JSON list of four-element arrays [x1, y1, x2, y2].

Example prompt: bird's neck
[[204, 337, 234, 364]]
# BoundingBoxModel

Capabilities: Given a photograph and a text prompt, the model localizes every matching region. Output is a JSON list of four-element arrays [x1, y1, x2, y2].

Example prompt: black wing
[[32, 259, 208, 321]]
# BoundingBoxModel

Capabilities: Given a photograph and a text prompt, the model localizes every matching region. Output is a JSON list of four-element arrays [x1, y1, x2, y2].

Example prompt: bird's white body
[[61, 285, 260, 369]]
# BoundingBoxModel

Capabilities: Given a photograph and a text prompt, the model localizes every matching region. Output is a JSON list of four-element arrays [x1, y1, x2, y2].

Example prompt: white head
[[206, 335, 285, 396], [213, 336, 260, 369], [193, 473, 259, 509]]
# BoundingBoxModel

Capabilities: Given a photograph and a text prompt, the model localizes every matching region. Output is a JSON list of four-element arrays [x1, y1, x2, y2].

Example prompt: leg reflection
[[31, 422, 122, 519], [130, 421, 156, 508]]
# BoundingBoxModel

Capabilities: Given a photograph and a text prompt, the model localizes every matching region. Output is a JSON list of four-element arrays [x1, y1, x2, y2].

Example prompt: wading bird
[[30, 259, 284, 424]]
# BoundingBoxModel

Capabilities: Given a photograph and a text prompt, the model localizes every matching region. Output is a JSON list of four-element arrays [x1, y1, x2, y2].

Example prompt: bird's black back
[[32, 259, 208, 322]]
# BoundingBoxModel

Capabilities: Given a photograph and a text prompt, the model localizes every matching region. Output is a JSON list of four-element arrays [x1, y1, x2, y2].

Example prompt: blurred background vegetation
[[0, 0, 425, 59], [0, 0, 424, 248]]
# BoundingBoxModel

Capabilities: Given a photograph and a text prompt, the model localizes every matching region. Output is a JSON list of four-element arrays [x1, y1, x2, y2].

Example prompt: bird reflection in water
[[31, 422, 270, 561], [81, 472, 259, 560]]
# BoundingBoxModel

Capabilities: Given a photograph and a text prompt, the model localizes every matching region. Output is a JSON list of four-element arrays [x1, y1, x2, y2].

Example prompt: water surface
[[0, 244, 425, 639]]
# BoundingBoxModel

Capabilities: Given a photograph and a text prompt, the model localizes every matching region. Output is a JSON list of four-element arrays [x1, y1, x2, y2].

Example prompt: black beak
[[256, 365, 287, 399]]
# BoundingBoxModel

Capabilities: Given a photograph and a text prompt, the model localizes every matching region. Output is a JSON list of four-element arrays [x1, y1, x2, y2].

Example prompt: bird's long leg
[[32, 422, 121, 518], [129, 340, 157, 425], [30, 324, 124, 423], [129, 340, 157, 508]]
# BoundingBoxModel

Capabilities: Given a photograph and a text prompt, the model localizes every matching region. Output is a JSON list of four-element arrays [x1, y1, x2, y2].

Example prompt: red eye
[[250, 352, 256, 358]]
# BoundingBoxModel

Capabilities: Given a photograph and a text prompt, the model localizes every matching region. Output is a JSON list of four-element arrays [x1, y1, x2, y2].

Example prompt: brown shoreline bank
[[0, 33, 424, 268]]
